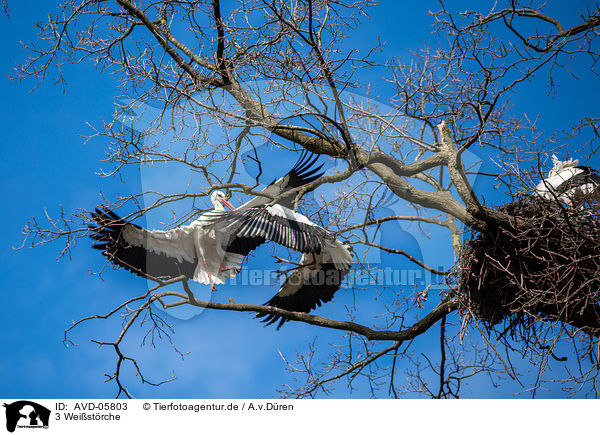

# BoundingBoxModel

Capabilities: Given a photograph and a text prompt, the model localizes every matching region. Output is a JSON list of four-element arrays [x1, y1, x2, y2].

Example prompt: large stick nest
[[460, 195, 600, 337]]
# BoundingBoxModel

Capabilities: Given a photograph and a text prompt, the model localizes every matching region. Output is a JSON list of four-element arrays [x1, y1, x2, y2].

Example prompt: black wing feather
[[89, 208, 197, 280], [256, 263, 350, 328], [225, 236, 264, 256], [205, 207, 331, 254], [284, 150, 325, 189], [575, 166, 600, 185], [554, 166, 600, 194], [240, 150, 324, 210]]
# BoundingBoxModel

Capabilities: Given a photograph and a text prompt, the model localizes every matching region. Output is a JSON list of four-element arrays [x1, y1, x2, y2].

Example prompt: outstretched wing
[[223, 151, 324, 255], [256, 257, 351, 328], [89, 208, 197, 280], [205, 205, 333, 256], [240, 150, 324, 210]]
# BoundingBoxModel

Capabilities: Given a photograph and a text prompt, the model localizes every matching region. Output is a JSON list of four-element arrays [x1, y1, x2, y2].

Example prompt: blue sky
[[1, 1, 599, 399]]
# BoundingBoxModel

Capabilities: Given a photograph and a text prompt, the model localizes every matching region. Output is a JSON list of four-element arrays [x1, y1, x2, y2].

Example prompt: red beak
[[221, 199, 236, 211]]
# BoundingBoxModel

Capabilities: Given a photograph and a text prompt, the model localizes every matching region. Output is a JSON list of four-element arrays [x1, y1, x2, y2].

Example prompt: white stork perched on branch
[[535, 155, 600, 205], [89, 151, 324, 290]]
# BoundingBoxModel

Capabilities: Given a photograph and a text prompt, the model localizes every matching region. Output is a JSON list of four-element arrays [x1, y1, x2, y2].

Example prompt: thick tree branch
[[177, 279, 459, 341]]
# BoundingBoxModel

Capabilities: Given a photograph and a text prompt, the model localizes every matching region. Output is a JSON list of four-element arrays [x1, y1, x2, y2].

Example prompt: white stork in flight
[[89, 151, 323, 290], [89, 152, 354, 327], [203, 204, 354, 327], [535, 154, 600, 205]]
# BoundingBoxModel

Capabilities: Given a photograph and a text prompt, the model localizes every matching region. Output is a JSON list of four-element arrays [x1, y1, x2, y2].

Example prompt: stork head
[[210, 191, 236, 211], [549, 154, 579, 177]]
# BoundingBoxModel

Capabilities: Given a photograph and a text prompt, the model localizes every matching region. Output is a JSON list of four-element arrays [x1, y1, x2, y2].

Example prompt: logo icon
[[3, 401, 50, 433]]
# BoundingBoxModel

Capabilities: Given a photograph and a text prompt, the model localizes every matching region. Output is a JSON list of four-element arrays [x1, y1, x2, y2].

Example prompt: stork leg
[[272, 255, 303, 267], [218, 255, 240, 274], [273, 254, 317, 276], [203, 258, 217, 291]]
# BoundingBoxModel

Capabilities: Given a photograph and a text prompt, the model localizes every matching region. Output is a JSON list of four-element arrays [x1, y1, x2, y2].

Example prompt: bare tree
[[17, 0, 600, 398]]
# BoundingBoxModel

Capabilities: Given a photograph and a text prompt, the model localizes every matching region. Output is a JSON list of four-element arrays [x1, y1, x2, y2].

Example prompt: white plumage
[[91, 152, 323, 287], [90, 151, 353, 325], [91, 191, 240, 289], [535, 154, 600, 205], [204, 203, 353, 326]]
